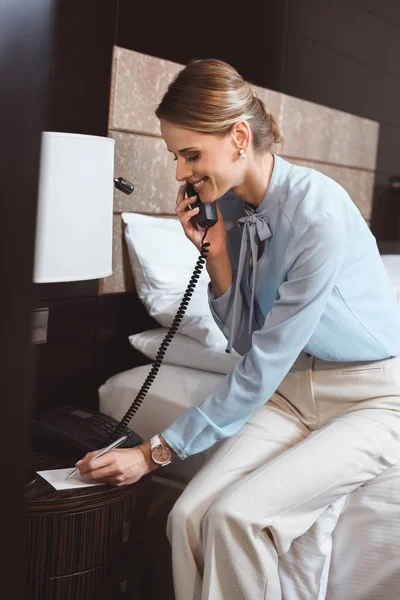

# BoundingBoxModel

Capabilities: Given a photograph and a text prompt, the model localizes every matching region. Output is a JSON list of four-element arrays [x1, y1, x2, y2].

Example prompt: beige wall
[[100, 47, 379, 294]]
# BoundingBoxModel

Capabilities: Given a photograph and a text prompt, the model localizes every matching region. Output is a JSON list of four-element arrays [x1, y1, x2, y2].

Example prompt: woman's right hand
[[175, 181, 228, 262]]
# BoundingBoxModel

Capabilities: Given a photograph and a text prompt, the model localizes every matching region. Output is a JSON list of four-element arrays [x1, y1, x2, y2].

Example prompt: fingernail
[[75, 460, 83, 466]]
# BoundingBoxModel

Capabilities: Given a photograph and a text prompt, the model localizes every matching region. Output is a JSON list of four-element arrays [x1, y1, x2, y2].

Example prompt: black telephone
[[34, 184, 218, 455], [33, 406, 143, 455], [186, 182, 218, 228]]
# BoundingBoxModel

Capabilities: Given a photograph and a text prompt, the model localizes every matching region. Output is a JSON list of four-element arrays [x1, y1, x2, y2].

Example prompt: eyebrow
[[167, 147, 198, 154]]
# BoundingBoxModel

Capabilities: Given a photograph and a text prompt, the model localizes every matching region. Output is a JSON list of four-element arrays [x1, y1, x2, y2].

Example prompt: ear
[[231, 120, 251, 152]]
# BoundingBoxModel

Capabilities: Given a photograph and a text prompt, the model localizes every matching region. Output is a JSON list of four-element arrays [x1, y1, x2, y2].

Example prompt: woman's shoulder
[[279, 158, 357, 230], [283, 158, 347, 198]]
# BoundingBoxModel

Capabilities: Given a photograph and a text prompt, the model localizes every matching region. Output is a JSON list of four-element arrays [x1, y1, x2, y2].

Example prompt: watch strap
[[150, 434, 162, 450]]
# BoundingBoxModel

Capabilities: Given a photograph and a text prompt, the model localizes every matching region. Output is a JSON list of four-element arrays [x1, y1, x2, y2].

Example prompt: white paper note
[[37, 468, 105, 490]]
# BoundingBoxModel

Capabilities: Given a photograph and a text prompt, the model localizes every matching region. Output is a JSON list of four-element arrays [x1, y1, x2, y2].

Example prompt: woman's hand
[[76, 442, 158, 486], [176, 181, 228, 262]]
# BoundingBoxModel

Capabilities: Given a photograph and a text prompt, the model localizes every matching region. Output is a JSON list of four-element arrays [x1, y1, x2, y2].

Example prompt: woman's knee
[[167, 489, 208, 541], [202, 481, 276, 536], [202, 492, 245, 536], [202, 492, 278, 555]]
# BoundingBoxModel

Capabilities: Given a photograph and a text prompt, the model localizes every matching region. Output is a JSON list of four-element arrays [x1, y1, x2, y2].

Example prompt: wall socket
[[31, 307, 49, 344]]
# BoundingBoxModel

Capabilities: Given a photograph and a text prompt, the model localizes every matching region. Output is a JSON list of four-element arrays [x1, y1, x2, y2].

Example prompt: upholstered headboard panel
[[100, 47, 379, 294]]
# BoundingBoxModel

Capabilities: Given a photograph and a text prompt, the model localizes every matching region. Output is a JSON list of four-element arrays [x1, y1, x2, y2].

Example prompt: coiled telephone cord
[[105, 229, 211, 444]]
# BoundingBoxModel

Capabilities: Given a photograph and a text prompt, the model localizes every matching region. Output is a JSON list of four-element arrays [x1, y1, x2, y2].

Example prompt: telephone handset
[[34, 185, 218, 456], [186, 182, 218, 228]]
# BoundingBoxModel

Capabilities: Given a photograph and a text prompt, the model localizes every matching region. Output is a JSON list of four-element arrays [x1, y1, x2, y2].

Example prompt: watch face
[[152, 445, 172, 464]]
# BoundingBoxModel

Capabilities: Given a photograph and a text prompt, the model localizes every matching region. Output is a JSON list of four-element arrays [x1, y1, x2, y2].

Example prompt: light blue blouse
[[161, 155, 400, 460]]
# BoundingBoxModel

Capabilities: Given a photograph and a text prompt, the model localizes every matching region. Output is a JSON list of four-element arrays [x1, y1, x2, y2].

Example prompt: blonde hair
[[155, 58, 283, 154]]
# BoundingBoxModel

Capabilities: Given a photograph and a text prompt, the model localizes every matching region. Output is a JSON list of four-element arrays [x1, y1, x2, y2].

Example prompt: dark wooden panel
[[32, 297, 99, 415], [0, 0, 56, 596], [117, 0, 287, 91], [288, 0, 400, 78], [32, 291, 160, 416], [45, 0, 118, 136], [370, 170, 400, 241], [350, 0, 400, 30], [377, 241, 400, 254], [95, 293, 159, 388], [376, 123, 400, 175], [283, 33, 400, 127], [282, 3, 400, 241], [33, 280, 99, 302]]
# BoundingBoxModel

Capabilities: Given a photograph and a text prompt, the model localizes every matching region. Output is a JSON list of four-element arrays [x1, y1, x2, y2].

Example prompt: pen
[[66, 435, 128, 479]]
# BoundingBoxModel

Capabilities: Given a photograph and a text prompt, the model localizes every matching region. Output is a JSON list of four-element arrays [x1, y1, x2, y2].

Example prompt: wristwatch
[[150, 434, 172, 466]]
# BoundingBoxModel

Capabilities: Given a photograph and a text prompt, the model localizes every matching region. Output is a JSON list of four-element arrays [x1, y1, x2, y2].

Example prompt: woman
[[77, 59, 400, 599]]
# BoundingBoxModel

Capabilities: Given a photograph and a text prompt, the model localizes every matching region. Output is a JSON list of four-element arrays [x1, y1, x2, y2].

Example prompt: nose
[[175, 158, 193, 183]]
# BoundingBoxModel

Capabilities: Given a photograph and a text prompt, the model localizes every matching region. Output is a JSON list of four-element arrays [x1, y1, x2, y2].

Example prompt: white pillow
[[129, 328, 241, 374], [122, 212, 228, 348]]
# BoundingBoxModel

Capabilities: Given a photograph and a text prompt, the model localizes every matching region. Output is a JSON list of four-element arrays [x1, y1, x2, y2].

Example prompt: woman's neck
[[231, 152, 275, 207]]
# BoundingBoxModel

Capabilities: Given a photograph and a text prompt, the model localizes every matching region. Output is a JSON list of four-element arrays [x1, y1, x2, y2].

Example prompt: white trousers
[[166, 352, 400, 600]]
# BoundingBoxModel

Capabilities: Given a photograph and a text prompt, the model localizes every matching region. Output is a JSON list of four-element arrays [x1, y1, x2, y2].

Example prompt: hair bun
[[255, 97, 283, 146], [156, 58, 283, 153]]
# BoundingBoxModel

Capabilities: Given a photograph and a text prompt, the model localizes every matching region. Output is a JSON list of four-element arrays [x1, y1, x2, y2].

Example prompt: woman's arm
[[162, 216, 347, 459]]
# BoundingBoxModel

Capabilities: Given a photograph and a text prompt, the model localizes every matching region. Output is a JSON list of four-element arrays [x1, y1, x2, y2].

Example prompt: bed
[[99, 211, 400, 600]]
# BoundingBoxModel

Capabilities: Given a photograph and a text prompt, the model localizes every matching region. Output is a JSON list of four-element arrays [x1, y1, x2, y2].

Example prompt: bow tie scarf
[[226, 209, 272, 353]]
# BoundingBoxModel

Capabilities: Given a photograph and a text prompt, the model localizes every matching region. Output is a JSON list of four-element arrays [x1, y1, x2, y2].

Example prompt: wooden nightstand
[[25, 452, 150, 600]]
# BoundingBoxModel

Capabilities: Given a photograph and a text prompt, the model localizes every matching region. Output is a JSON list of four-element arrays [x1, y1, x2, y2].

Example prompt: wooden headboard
[[100, 46, 379, 296]]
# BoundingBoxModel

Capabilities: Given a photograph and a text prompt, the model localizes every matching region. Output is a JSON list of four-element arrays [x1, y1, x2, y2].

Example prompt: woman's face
[[160, 119, 244, 203]]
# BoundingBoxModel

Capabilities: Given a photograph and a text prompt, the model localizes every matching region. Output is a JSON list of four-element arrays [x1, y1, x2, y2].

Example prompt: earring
[[239, 149, 247, 160]]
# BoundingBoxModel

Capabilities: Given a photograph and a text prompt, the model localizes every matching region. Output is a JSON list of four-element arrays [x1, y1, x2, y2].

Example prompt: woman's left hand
[[76, 442, 158, 486]]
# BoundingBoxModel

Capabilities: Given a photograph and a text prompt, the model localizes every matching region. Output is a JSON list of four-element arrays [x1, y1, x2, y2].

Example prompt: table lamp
[[32, 131, 116, 343], [34, 131, 115, 282]]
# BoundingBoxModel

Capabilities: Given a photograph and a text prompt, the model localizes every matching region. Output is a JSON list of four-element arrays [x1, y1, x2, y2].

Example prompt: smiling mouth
[[192, 177, 209, 190]]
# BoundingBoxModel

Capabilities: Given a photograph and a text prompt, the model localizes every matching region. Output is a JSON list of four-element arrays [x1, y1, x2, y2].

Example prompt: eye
[[172, 154, 200, 162]]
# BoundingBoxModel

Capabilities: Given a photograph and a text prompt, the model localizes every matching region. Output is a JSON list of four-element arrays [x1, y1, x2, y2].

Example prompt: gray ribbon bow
[[226, 209, 272, 353]]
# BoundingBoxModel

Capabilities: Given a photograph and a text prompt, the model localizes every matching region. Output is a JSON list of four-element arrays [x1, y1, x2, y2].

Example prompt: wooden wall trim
[[0, 0, 56, 595]]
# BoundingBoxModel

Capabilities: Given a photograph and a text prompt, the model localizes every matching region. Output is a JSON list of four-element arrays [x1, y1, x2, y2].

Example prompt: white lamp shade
[[34, 131, 115, 283]]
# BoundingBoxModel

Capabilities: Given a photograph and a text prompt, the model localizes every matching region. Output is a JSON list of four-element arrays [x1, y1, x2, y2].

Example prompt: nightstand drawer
[[26, 492, 145, 577], [48, 560, 141, 600]]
